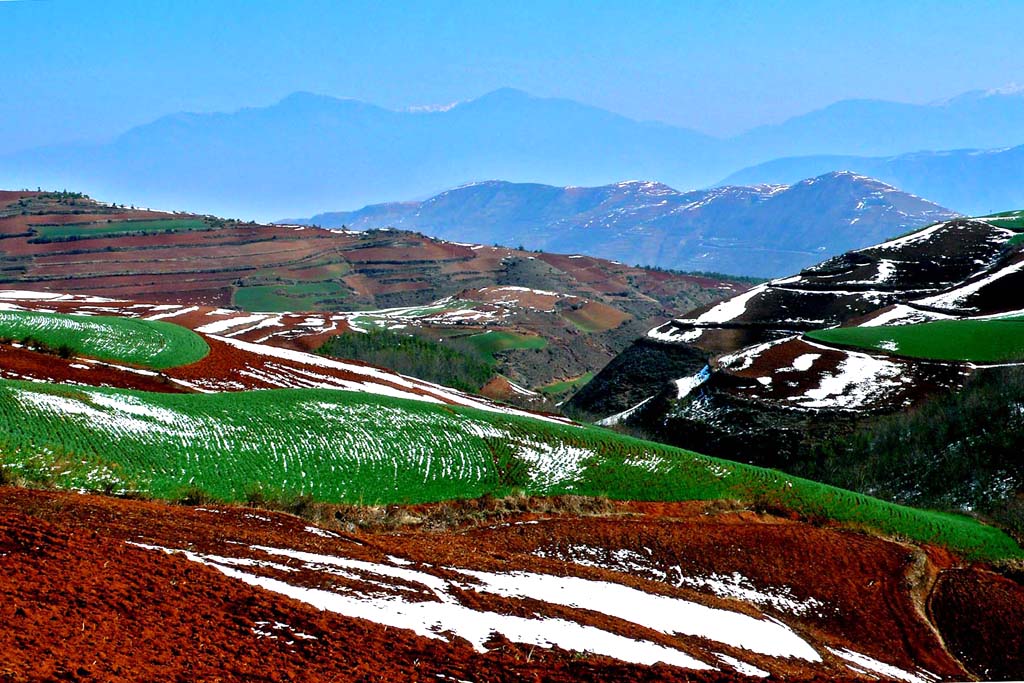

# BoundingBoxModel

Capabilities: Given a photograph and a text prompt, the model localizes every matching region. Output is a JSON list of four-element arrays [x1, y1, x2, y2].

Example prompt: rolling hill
[[291, 173, 957, 278], [0, 290, 1020, 681], [0, 193, 1021, 680], [569, 211, 1024, 537], [0, 190, 747, 393]]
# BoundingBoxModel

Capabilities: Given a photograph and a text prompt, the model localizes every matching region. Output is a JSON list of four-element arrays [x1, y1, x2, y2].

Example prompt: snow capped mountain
[[292, 173, 957, 277]]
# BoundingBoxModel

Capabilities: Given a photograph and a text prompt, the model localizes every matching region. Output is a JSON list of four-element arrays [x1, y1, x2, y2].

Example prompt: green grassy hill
[[0, 310, 209, 369], [0, 378, 1018, 561]]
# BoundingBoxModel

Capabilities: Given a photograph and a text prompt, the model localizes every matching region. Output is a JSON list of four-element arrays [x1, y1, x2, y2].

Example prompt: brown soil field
[[2, 487, 1008, 682]]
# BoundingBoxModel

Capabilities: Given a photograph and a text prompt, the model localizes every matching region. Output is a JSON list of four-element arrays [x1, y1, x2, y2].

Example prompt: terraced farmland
[[31, 218, 210, 242], [0, 378, 1018, 560], [807, 317, 1024, 363], [0, 310, 209, 369]]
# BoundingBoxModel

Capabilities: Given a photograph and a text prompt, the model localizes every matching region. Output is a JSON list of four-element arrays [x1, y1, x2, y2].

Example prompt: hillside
[[569, 212, 1024, 535], [292, 173, 957, 277], [0, 202, 1021, 680], [6, 488, 1021, 682], [722, 144, 1024, 216], [0, 306, 1020, 679], [4, 87, 1024, 219], [0, 190, 745, 393]]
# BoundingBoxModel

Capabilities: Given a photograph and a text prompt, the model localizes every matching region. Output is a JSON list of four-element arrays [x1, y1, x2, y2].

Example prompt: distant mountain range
[[721, 144, 1024, 216], [288, 172, 957, 277], [2, 87, 1024, 219]]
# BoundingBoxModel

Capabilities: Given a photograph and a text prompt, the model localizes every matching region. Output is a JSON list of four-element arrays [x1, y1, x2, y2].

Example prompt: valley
[[0, 188, 1021, 681]]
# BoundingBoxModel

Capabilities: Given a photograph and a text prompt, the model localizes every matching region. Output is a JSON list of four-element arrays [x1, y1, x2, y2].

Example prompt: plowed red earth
[[0, 194, 744, 313], [1, 489, 1014, 682]]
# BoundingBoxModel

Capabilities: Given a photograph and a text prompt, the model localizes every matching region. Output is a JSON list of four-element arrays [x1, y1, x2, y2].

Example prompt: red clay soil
[[0, 193, 745, 317], [0, 489, 1001, 682], [0, 488, 867, 683], [929, 567, 1024, 680], [0, 345, 185, 393]]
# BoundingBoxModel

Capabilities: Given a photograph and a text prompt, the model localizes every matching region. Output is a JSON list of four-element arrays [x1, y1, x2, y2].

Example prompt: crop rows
[[0, 378, 1019, 560], [0, 310, 209, 369]]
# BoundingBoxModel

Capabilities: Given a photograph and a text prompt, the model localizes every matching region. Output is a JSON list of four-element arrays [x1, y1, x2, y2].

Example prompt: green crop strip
[[0, 379, 1018, 560], [0, 311, 209, 369], [232, 281, 351, 312], [32, 218, 210, 241], [465, 331, 548, 363], [807, 318, 1024, 363]]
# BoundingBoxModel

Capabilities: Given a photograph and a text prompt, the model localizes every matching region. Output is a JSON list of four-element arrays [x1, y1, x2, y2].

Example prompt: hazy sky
[[3, 0, 1024, 152]]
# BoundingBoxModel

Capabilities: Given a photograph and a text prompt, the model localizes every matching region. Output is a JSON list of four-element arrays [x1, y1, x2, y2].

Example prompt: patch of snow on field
[[826, 647, 939, 683], [676, 572, 825, 617], [538, 546, 823, 617], [788, 354, 820, 372], [717, 653, 770, 678], [195, 314, 271, 335], [145, 305, 200, 321], [718, 337, 795, 372], [454, 569, 821, 660], [15, 388, 189, 437], [305, 526, 340, 538], [790, 346, 908, 410], [138, 543, 712, 670], [512, 440, 593, 490]]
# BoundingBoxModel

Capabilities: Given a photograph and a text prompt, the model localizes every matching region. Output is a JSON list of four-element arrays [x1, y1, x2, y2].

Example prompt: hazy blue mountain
[[2, 88, 1024, 220], [721, 144, 1024, 216], [0, 89, 720, 220], [288, 172, 957, 278], [729, 89, 1024, 161]]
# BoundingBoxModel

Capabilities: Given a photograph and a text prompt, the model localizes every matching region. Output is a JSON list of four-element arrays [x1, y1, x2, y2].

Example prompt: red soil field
[[3, 488, 1002, 682]]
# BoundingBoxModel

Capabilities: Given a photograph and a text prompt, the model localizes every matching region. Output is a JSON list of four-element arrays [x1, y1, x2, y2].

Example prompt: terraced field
[[808, 317, 1024, 363], [0, 310, 209, 369], [0, 378, 1018, 561], [31, 218, 210, 241]]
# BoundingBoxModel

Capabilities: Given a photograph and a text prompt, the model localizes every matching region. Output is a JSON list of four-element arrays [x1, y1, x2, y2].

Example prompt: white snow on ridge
[[912, 259, 1024, 312], [860, 305, 954, 328], [596, 395, 654, 427], [146, 305, 200, 321], [861, 222, 948, 252], [685, 284, 768, 326], [675, 365, 711, 399]]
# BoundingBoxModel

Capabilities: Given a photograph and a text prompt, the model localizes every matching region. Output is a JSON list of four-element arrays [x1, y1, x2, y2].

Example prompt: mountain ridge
[[287, 172, 958, 278], [721, 144, 1024, 216], [3, 87, 1024, 219]]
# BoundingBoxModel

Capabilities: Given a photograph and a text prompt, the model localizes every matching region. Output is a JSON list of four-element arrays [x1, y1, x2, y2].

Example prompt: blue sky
[[2, 0, 1024, 153]]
